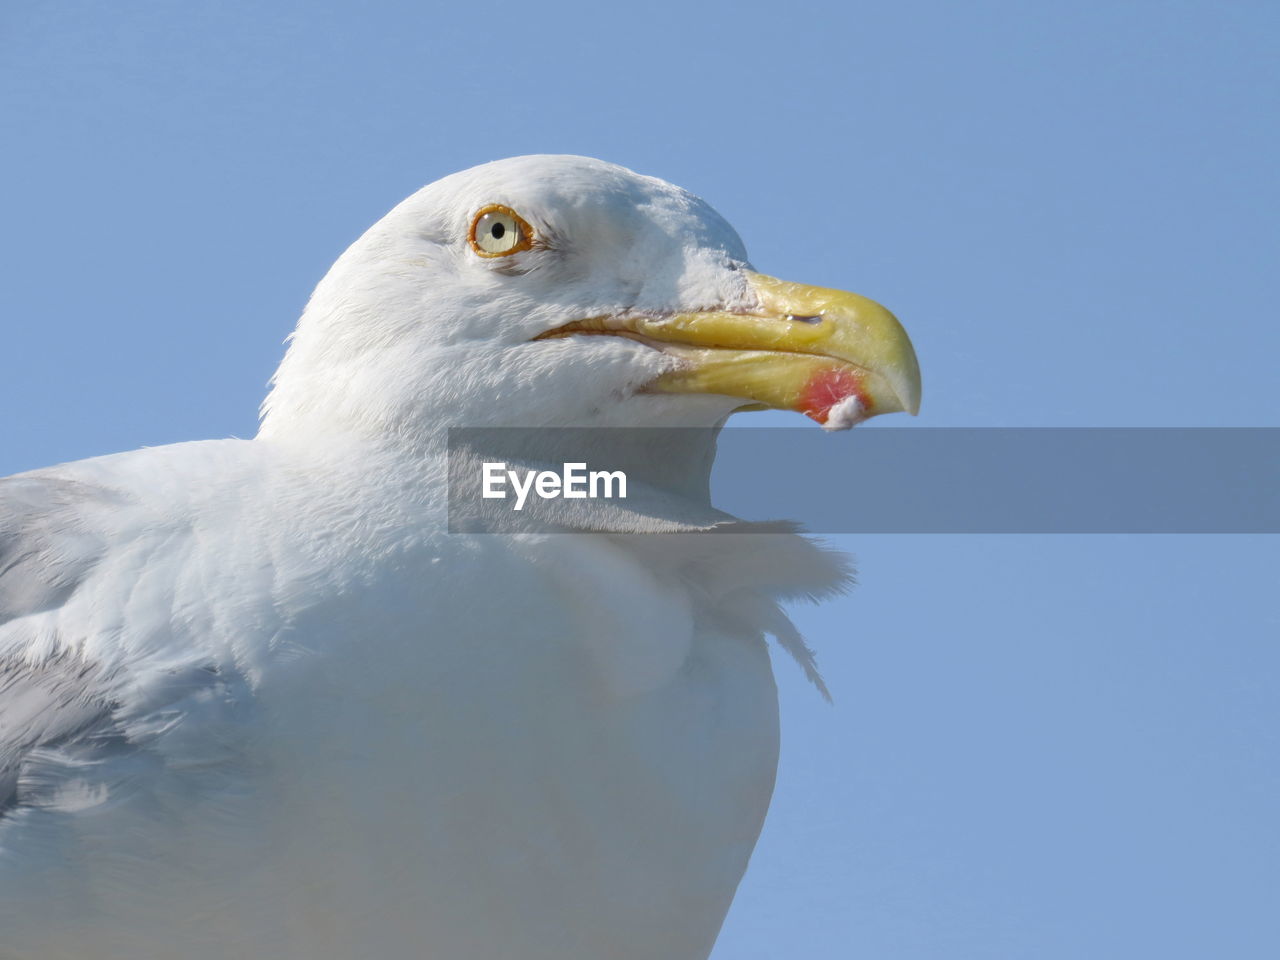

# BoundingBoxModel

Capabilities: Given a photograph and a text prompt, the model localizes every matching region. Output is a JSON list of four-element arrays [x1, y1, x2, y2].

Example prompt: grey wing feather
[[0, 476, 125, 622], [0, 653, 115, 813], [0, 476, 124, 813]]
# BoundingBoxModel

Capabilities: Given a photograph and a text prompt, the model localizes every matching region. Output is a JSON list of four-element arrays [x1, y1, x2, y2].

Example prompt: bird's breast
[[244, 531, 781, 959]]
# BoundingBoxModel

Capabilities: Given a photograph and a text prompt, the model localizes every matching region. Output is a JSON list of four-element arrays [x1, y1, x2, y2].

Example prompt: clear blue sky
[[2, 1, 1276, 956]]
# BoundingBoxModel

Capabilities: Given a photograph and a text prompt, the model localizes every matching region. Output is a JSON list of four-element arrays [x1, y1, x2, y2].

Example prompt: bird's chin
[[604, 391, 746, 430]]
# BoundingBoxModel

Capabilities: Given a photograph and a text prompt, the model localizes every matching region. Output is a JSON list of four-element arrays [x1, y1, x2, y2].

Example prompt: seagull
[[0, 155, 920, 960]]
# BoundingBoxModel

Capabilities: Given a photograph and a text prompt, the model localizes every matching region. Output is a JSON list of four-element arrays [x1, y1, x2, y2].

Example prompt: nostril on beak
[[786, 314, 823, 325]]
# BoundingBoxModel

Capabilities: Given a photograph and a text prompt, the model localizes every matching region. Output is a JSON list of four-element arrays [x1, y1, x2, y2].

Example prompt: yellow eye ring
[[468, 204, 535, 258]]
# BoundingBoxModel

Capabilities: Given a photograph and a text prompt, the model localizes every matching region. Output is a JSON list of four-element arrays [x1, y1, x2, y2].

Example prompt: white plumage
[[0, 156, 876, 959]]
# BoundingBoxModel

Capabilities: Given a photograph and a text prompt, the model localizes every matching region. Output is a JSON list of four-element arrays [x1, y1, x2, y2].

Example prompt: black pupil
[[490, 221, 506, 239]]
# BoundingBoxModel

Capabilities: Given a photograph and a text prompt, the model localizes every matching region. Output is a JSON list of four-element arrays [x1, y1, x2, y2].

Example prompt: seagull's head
[[259, 155, 920, 444]]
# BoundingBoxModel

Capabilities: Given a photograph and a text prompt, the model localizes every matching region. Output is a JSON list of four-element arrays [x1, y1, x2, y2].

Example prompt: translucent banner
[[447, 428, 1279, 533]]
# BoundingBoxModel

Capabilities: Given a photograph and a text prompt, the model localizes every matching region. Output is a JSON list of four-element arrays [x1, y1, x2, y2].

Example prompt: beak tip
[[888, 372, 922, 418]]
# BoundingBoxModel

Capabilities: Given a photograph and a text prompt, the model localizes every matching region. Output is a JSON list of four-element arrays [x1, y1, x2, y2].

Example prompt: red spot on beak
[[800, 367, 871, 425]]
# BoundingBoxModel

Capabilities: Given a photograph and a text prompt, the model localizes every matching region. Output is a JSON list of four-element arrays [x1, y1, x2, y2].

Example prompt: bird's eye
[[469, 204, 535, 258]]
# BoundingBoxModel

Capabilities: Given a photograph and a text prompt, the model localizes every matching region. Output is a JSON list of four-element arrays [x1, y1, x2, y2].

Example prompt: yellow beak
[[538, 272, 920, 428]]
